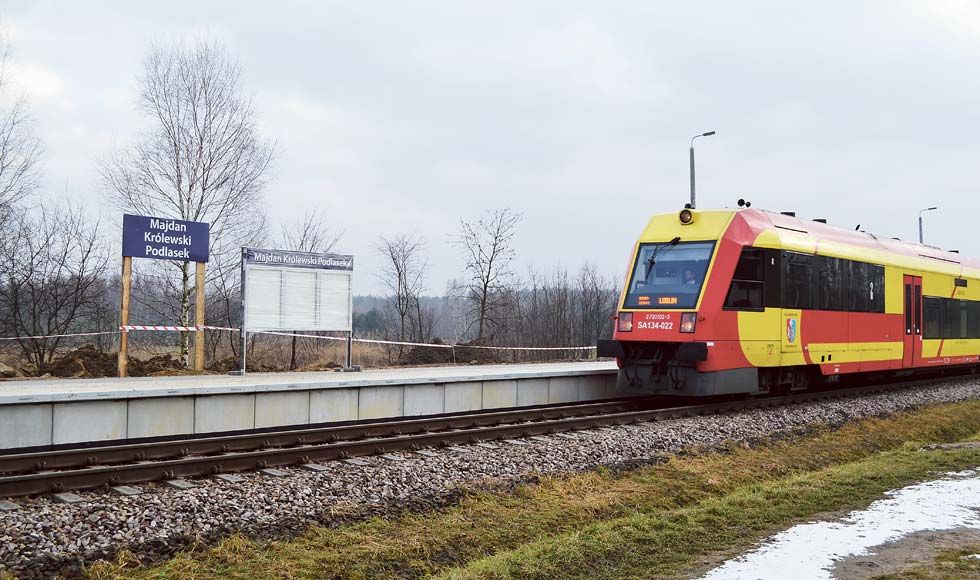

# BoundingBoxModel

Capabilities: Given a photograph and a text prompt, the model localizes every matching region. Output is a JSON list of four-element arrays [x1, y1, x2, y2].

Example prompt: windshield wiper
[[645, 236, 680, 278]]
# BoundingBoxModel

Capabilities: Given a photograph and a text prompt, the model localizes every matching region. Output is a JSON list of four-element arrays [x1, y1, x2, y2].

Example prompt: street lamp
[[918, 206, 937, 244], [689, 131, 716, 209]]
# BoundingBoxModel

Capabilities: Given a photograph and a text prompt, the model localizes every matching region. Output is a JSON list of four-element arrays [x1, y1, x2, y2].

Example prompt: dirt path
[[832, 528, 980, 579]]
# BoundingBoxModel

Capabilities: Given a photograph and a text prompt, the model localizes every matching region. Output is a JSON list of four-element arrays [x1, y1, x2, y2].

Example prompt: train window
[[782, 252, 812, 310], [733, 248, 764, 281], [622, 241, 716, 309], [763, 249, 782, 308], [961, 300, 971, 339], [724, 248, 765, 310], [923, 297, 943, 339], [970, 302, 980, 338], [724, 281, 764, 310], [848, 261, 869, 312], [944, 299, 968, 339], [815, 255, 843, 311], [904, 283, 912, 333], [915, 285, 922, 333]]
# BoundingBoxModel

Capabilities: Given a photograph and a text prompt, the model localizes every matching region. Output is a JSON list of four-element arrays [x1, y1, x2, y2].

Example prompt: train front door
[[903, 275, 922, 368]]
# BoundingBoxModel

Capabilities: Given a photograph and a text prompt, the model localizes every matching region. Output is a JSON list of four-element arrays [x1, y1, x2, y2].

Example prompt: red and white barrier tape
[[251, 330, 596, 351], [0, 330, 121, 341], [119, 325, 240, 332], [0, 327, 594, 352], [254, 331, 446, 347], [454, 343, 595, 352]]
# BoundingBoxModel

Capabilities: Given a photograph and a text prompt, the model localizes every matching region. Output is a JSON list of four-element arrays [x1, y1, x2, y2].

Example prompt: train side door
[[903, 275, 922, 368]]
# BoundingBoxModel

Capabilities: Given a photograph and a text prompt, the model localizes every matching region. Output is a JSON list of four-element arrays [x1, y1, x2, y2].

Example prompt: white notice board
[[242, 248, 353, 332]]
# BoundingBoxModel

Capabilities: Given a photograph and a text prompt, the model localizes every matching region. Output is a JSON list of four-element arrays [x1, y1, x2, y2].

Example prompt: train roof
[[640, 208, 979, 275]]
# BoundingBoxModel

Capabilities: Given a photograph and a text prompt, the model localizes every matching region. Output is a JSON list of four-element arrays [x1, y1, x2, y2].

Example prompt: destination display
[[122, 214, 210, 262]]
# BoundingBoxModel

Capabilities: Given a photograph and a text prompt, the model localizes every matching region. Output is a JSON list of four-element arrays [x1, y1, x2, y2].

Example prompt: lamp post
[[689, 131, 716, 209], [918, 206, 937, 244]]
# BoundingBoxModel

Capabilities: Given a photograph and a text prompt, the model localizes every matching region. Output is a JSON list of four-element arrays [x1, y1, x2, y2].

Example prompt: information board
[[242, 247, 353, 332]]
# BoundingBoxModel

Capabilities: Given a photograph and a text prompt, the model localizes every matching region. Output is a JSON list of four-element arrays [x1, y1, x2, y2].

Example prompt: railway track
[[0, 375, 970, 498]]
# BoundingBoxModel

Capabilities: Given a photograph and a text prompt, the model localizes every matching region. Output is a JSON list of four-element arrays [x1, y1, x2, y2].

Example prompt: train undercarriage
[[598, 339, 974, 397]]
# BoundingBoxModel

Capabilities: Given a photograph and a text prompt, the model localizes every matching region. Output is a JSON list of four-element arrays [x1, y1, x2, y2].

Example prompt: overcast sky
[[3, 1, 979, 294]]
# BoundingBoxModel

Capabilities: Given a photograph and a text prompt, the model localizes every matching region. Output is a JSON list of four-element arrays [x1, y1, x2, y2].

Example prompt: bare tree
[[455, 208, 522, 340], [576, 262, 617, 348], [374, 233, 430, 349], [0, 200, 108, 374], [280, 209, 344, 254], [0, 39, 42, 218], [101, 39, 274, 366], [279, 209, 343, 369]]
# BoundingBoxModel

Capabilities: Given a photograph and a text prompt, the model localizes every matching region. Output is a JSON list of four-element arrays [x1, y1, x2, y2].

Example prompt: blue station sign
[[122, 214, 210, 262]]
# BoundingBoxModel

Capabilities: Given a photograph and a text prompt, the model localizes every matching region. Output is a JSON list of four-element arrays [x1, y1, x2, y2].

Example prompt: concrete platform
[[0, 362, 618, 449]]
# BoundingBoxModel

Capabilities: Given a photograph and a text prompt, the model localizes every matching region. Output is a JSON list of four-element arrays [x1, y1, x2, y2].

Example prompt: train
[[597, 205, 980, 396]]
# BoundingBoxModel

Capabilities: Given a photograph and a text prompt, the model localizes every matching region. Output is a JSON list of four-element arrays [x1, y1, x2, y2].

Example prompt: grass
[[83, 400, 980, 580], [871, 543, 980, 579]]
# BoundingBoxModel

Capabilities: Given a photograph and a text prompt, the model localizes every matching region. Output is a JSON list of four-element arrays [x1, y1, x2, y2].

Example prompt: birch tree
[[375, 233, 429, 346], [101, 39, 274, 366]]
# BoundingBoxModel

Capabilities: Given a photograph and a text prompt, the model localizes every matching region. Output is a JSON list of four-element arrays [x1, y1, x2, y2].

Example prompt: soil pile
[[46, 345, 117, 378], [453, 339, 504, 365], [398, 338, 502, 366], [131, 354, 184, 376], [398, 338, 454, 365], [45, 346, 184, 378], [0, 361, 21, 379], [208, 356, 279, 373]]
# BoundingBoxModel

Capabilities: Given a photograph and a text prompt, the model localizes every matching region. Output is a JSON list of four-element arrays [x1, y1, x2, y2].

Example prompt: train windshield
[[623, 241, 715, 309]]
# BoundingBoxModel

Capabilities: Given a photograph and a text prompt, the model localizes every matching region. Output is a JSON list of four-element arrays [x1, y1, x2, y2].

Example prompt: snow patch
[[698, 469, 980, 580]]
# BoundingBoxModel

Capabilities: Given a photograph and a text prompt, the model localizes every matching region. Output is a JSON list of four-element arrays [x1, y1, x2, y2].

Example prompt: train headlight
[[617, 312, 633, 333], [680, 312, 697, 333], [679, 209, 695, 224]]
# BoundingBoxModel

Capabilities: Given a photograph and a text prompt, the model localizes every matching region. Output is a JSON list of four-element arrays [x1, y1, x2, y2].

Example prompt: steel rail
[[0, 375, 972, 497], [0, 398, 652, 478]]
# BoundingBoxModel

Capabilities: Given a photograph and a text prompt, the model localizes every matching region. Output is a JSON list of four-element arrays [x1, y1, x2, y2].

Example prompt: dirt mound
[[398, 338, 502, 366], [46, 346, 184, 378], [398, 338, 454, 366], [208, 356, 279, 374], [453, 339, 503, 365], [131, 354, 184, 376], [0, 361, 22, 379], [46, 345, 117, 378]]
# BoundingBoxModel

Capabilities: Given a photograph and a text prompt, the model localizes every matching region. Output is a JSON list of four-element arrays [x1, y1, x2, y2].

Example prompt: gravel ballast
[[4, 379, 980, 578]]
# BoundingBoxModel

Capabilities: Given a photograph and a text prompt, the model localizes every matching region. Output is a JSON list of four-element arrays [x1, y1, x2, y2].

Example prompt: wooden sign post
[[118, 214, 211, 378], [118, 256, 132, 378], [193, 261, 206, 372]]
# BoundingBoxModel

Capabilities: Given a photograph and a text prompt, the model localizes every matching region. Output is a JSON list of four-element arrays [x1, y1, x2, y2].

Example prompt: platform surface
[[0, 361, 617, 404]]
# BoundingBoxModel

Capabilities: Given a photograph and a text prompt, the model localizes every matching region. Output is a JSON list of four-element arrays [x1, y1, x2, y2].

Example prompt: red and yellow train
[[598, 206, 979, 396]]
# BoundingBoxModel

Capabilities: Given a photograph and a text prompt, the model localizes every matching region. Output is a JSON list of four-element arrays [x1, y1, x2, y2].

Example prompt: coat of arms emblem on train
[[786, 318, 797, 343]]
